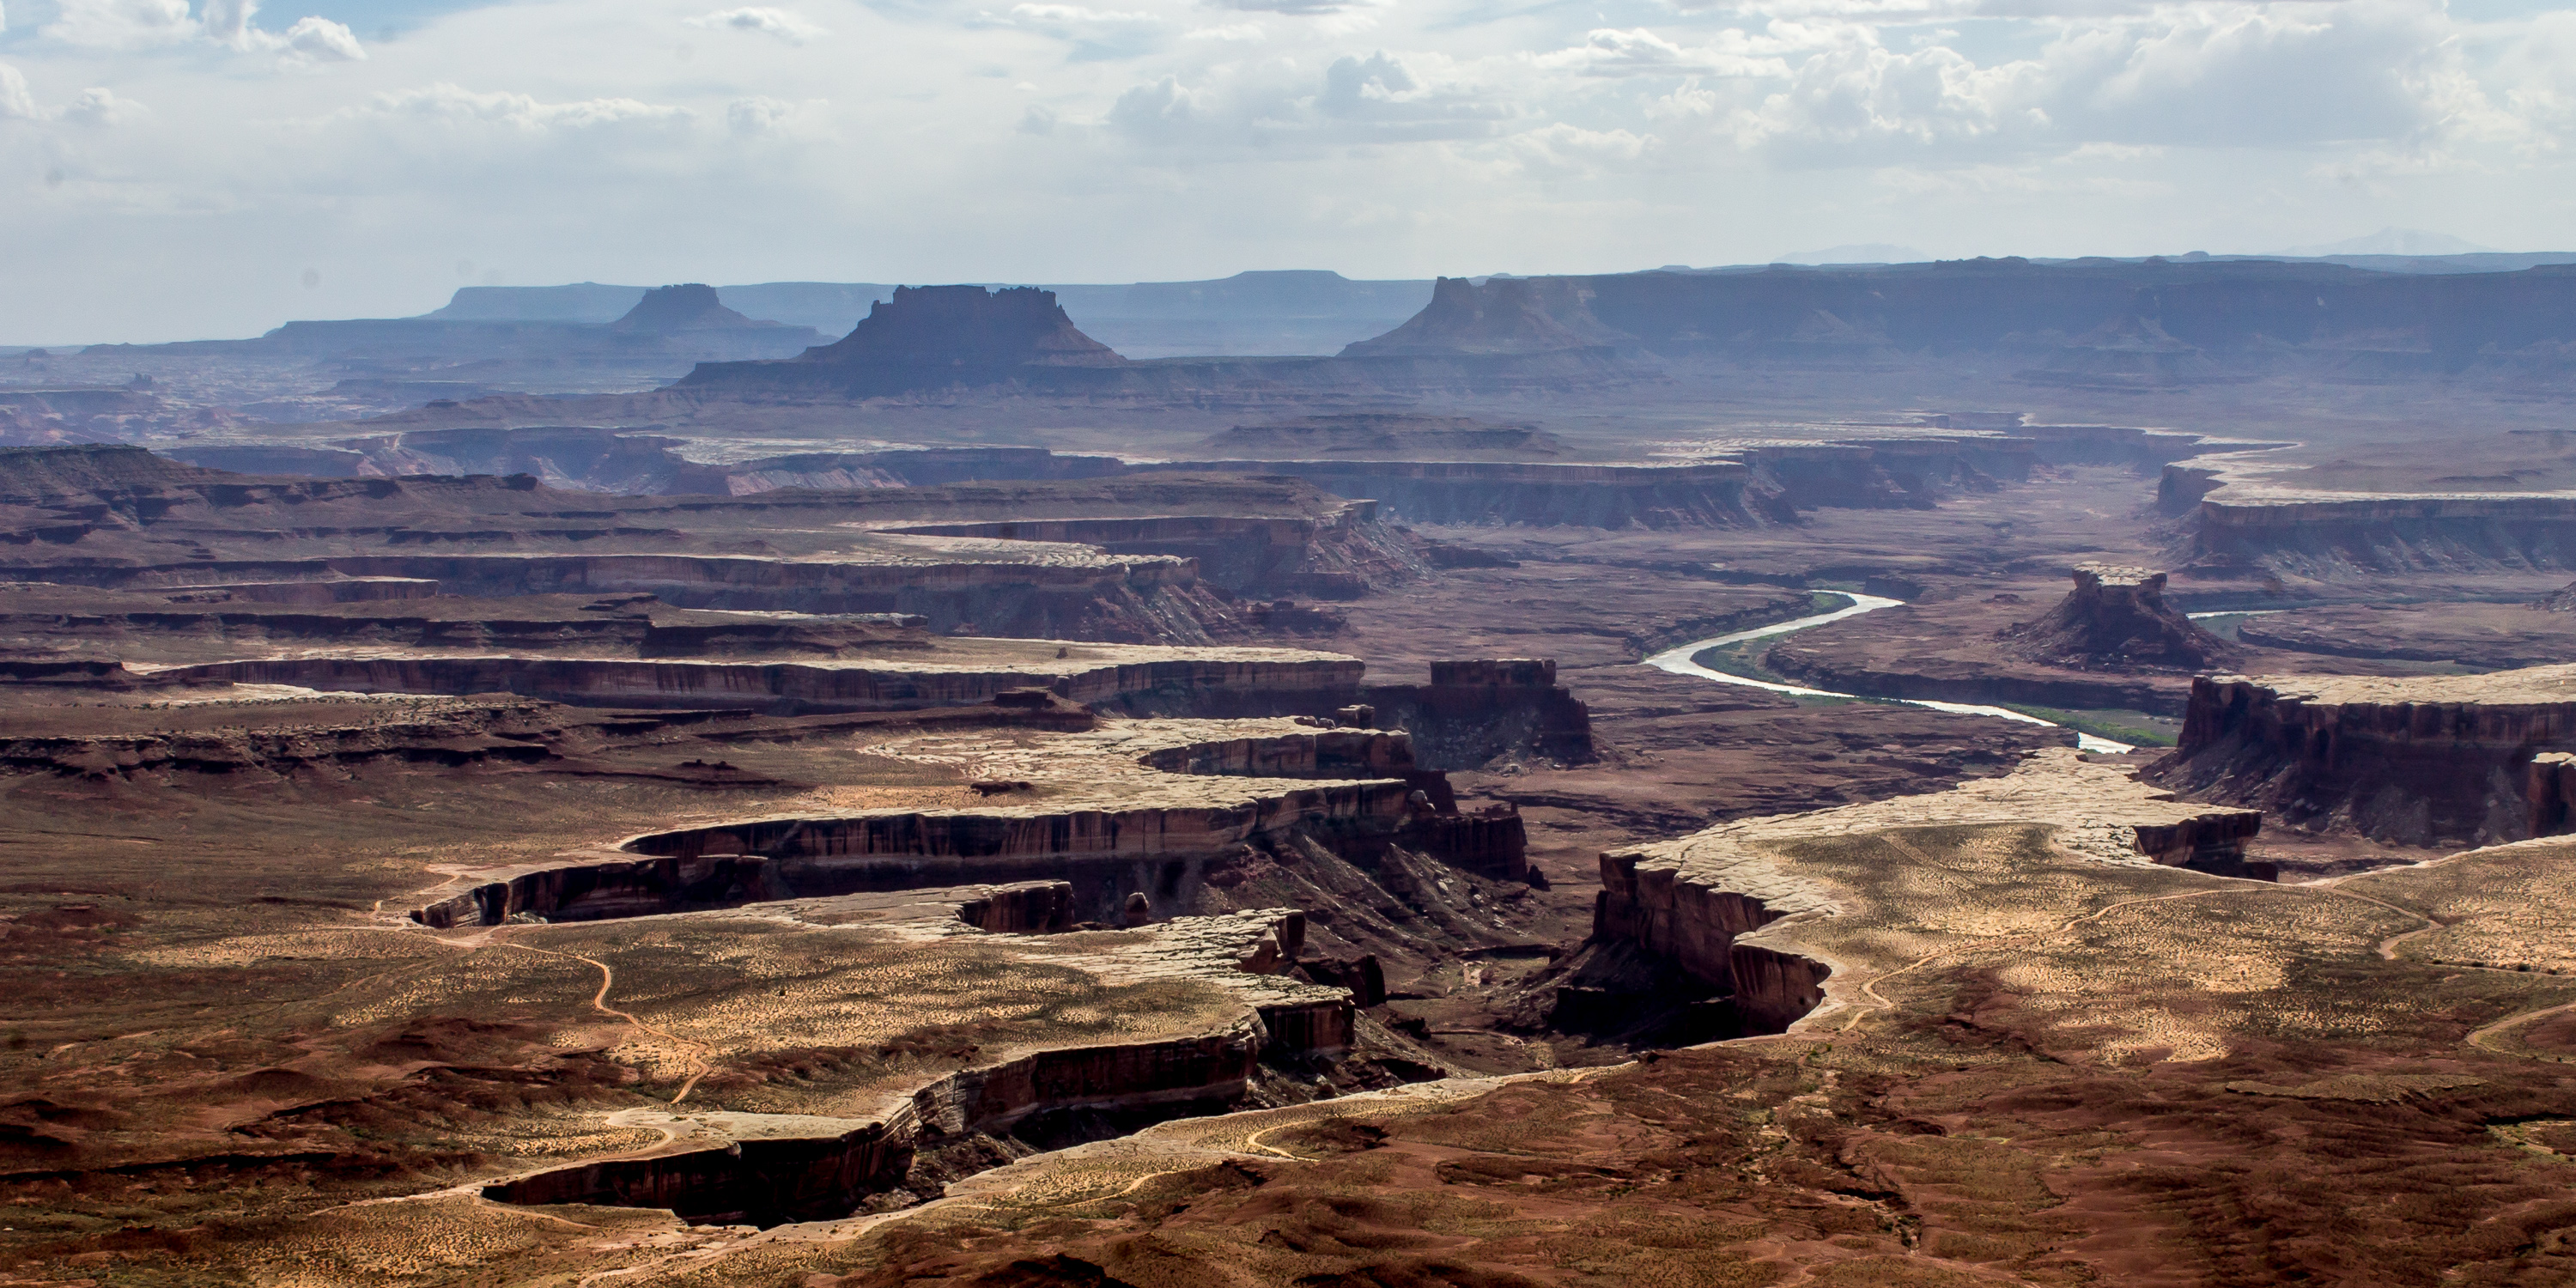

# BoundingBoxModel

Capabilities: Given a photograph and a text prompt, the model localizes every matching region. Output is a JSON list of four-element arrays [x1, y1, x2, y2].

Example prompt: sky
[[2, 0, 2572, 341]]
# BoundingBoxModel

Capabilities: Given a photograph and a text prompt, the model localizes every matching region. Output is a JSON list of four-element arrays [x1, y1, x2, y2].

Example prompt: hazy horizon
[[4, 0, 2572, 343]]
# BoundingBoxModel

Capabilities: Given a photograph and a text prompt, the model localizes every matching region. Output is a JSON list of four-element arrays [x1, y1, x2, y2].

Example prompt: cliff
[[1593, 750, 2266, 1036], [156, 648, 1364, 719], [2151, 667, 2576, 847], [479, 902, 1352, 1226], [412, 716, 1525, 929], [1358, 659, 1596, 769], [2187, 492, 2576, 578]]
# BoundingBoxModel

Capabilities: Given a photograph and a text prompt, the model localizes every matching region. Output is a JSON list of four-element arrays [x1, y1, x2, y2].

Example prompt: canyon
[[5, 259, 2576, 1287]]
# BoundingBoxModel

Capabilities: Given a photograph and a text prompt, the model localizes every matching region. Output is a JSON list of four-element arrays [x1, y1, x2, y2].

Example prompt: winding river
[[1644, 593, 2137, 754]]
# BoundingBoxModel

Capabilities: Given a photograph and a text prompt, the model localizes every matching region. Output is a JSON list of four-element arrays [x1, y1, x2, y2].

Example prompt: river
[[1643, 593, 2137, 754]]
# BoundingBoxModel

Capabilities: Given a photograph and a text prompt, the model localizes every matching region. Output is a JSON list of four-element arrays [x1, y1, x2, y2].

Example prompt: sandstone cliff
[[2151, 667, 2576, 847]]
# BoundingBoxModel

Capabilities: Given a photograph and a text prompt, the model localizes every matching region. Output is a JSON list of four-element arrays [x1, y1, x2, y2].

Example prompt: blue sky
[[3, 0, 2572, 341]]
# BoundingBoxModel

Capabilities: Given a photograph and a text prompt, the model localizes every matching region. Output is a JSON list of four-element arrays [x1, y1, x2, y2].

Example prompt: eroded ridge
[[135, 643, 1364, 714], [411, 718, 1524, 929], [1593, 749, 2263, 1032]]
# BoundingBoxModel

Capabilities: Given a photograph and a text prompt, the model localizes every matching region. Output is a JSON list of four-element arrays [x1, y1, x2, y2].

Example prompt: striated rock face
[[611, 781, 1419, 926], [411, 717, 1526, 928], [2154, 668, 2576, 847], [1997, 564, 2239, 671], [2186, 493, 2576, 577]]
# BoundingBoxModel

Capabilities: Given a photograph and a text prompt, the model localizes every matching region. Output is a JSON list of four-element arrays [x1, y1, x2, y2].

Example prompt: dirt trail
[[498, 940, 716, 1103]]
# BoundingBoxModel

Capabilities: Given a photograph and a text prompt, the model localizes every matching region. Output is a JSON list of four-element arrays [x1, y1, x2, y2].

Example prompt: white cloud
[[280, 15, 365, 62], [44, 0, 196, 51], [1532, 27, 1790, 78], [685, 7, 826, 45], [1202, 0, 1373, 14], [42, 0, 362, 62], [364, 84, 693, 132], [0, 63, 36, 120], [1496, 120, 1656, 175], [62, 86, 145, 125], [1183, 21, 1264, 40], [726, 94, 826, 134]]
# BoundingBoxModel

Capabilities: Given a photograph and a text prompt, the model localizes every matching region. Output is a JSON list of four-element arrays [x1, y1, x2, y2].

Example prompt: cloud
[[1497, 120, 1656, 175], [61, 86, 145, 125], [1005, 3, 1159, 57], [685, 7, 826, 44], [1532, 27, 1791, 78], [43, 0, 196, 51], [0, 63, 36, 121], [43, 0, 362, 62], [279, 15, 365, 62], [1202, 0, 1371, 14], [1105, 74, 1212, 143], [364, 84, 694, 132], [726, 94, 826, 134], [1183, 21, 1264, 40]]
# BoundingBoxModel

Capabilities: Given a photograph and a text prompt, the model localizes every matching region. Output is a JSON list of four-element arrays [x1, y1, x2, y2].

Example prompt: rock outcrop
[[608, 283, 784, 334], [1997, 564, 2239, 671], [677, 285, 1127, 397], [1339, 277, 1632, 359], [2153, 667, 2576, 847], [1358, 659, 1595, 769]]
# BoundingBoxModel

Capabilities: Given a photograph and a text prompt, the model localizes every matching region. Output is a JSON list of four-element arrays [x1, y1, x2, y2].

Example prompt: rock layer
[[2154, 667, 2576, 847]]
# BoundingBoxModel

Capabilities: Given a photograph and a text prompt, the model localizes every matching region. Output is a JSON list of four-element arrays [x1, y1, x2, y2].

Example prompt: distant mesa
[[1996, 564, 2239, 671], [609, 283, 788, 334], [1339, 276, 1630, 359], [678, 285, 1127, 397], [1200, 414, 1567, 460]]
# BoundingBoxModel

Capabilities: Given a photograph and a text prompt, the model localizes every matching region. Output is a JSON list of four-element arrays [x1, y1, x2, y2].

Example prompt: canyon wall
[[151, 653, 1364, 716], [2184, 494, 2576, 577], [2152, 671, 2576, 847]]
